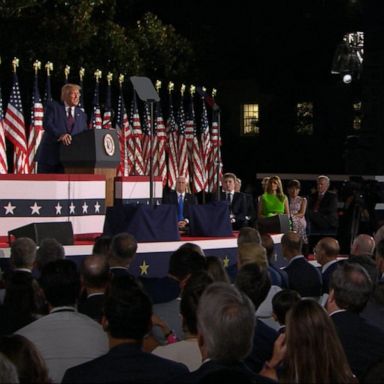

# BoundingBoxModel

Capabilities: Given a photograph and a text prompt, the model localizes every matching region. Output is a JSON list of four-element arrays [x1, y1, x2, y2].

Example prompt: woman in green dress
[[258, 175, 289, 219]]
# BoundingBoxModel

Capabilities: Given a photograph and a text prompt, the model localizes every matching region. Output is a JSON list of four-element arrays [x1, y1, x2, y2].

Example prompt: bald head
[[351, 234, 375, 258], [315, 237, 340, 266], [80, 254, 110, 289]]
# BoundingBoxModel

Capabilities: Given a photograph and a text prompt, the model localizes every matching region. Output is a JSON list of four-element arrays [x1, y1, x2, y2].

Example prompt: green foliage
[[0, 0, 194, 82]]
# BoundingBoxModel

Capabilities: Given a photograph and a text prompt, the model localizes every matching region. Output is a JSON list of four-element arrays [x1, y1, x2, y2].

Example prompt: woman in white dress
[[287, 179, 308, 244]]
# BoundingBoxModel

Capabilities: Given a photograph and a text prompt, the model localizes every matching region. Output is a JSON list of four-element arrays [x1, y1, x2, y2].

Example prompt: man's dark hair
[[261, 233, 274, 263], [104, 275, 152, 340], [272, 289, 301, 325], [235, 263, 271, 309], [110, 233, 137, 261], [35, 238, 65, 271], [80, 254, 110, 289], [180, 271, 213, 335], [237, 227, 261, 246], [168, 247, 206, 280], [92, 236, 112, 256], [330, 262, 372, 313], [39, 259, 80, 307]]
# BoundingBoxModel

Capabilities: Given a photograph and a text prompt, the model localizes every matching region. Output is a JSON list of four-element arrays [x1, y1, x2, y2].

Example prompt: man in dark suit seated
[[62, 275, 189, 384], [215, 172, 248, 230], [162, 176, 198, 233], [327, 262, 384, 381], [37, 83, 88, 173], [307, 175, 338, 232], [281, 232, 322, 297]]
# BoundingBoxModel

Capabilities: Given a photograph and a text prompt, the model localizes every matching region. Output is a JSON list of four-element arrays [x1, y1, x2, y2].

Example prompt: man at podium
[[37, 83, 88, 173]]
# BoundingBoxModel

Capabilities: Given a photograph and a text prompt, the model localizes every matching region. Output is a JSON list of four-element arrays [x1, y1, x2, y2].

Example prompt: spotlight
[[343, 74, 352, 84]]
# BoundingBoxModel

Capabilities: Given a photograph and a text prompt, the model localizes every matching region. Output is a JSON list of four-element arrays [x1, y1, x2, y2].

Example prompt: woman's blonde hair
[[266, 176, 285, 202]]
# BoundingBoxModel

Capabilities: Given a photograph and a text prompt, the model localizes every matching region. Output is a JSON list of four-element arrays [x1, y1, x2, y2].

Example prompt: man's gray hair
[[197, 282, 255, 361]]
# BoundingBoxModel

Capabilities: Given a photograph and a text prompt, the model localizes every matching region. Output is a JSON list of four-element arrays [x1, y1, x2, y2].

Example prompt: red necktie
[[67, 108, 75, 133]]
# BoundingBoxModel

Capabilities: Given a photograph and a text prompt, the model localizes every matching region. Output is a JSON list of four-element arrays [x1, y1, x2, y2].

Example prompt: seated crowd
[[1, 174, 384, 383]]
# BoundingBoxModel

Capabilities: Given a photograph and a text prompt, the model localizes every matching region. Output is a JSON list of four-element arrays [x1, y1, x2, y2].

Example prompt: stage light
[[331, 32, 364, 83]]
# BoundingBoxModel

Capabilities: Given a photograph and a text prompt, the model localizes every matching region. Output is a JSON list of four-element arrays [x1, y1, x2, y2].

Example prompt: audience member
[[16, 259, 108, 383], [375, 238, 384, 281], [261, 233, 289, 288], [35, 238, 65, 273], [152, 271, 214, 370], [205, 256, 230, 283], [175, 282, 273, 383], [237, 226, 262, 245], [314, 237, 343, 294], [281, 231, 322, 297], [235, 264, 279, 374], [350, 233, 376, 258], [108, 232, 138, 277], [178, 242, 205, 256], [9, 237, 37, 274], [62, 275, 188, 383], [0, 334, 50, 383], [258, 176, 289, 219], [261, 299, 355, 383], [0, 352, 19, 384], [0, 272, 44, 335], [78, 254, 111, 323], [217, 172, 248, 230], [92, 235, 112, 256], [307, 175, 338, 231], [287, 179, 308, 244], [162, 175, 198, 232], [327, 262, 384, 381], [271, 289, 301, 334]]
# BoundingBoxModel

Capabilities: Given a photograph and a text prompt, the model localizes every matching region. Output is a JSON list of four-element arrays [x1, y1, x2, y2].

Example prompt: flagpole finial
[[212, 88, 217, 98], [64, 65, 71, 81], [12, 57, 19, 73], [45, 62, 53, 76], [94, 69, 102, 82], [168, 81, 174, 94], [190, 85, 196, 96], [181, 84, 186, 96], [106, 72, 113, 85], [118, 74, 124, 86], [156, 80, 162, 92], [79, 67, 85, 81], [33, 60, 41, 75]]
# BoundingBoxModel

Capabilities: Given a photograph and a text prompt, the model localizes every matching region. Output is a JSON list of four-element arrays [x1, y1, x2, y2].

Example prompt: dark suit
[[162, 190, 197, 222], [62, 343, 189, 384], [321, 259, 344, 294], [331, 310, 384, 380], [216, 191, 248, 230], [307, 190, 338, 230], [283, 256, 322, 297], [172, 360, 276, 384], [78, 293, 105, 323], [37, 100, 87, 173]]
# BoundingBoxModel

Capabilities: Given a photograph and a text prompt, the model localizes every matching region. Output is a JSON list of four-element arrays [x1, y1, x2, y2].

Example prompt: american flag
[[155, 102, 167, 187], [177, 95, 189, 181], [141, 102, 152, 175], [208, 109, 222, 192], [130, 92, 145, 175], [116, 86, 132, 176], [186, 97, 205, 193], [0, 84, 8, 174], [166, 93, 179, 190], [3, 74, 28, 174], [27, 74, 44, 173], [200, 97, 212, 192], [102, 82, 112, 129], [90, 82, 102, 129]]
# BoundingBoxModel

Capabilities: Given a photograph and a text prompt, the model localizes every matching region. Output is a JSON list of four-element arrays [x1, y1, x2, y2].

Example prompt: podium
[[60, 129, 120, 206]]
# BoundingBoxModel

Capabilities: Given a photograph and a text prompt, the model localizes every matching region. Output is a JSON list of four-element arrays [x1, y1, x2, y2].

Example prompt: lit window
[[242, 104, 259, 136], [295, 102, 313, 135], [353, 102, 362, 130]]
